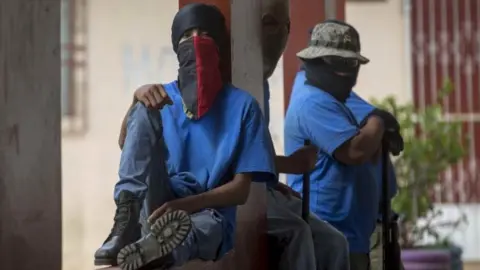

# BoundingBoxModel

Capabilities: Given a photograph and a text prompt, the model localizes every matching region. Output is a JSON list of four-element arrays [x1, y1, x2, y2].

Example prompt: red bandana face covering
[[177, 35, 223, 119]]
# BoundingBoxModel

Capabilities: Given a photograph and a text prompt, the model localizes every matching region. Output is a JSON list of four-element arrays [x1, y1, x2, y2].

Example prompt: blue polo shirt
[[161, 81, 277, 257], [346, 92, 398, 220], [284, 71, 378, 253]]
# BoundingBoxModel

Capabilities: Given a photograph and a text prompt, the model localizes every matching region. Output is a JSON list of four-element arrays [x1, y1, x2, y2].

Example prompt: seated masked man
[[93, 4, 277, 270], [119, 2, 350, 269]]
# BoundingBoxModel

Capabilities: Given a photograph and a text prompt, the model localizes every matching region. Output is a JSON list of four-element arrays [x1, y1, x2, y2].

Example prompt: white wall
[[346, 0, 411, 103], [62, 1, 178, 269], [61, 1, 479, 269]]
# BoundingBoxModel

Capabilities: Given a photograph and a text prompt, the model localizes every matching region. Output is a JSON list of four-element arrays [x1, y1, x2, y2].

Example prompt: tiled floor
[[465, 262, 480, 270]]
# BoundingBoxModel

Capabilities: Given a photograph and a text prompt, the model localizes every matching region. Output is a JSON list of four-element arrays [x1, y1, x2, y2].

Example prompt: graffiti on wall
[[122, 44, 177, 93]]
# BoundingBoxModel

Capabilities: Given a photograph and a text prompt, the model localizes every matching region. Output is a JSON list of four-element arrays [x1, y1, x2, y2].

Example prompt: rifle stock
[[381, 142, 401, 269]]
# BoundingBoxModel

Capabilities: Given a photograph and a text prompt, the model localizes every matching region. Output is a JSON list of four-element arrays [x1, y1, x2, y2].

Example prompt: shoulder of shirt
[[291, 85, 340, 113], [162, 80, 180, 97], [223, 84, 260, 107], [292, 73, 333, 101]]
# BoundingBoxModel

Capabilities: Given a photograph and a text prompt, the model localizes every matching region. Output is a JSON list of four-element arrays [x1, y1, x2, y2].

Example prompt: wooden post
[[0, 1, 62, 270], [283, 0, 346, 111]]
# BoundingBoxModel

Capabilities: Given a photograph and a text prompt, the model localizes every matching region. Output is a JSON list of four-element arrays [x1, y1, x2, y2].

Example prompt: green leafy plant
[[372, 80, 468, 248]]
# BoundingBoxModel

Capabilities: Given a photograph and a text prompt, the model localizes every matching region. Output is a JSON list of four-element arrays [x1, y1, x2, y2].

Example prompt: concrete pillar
[[0, 1, 62, 270], [228, 1, 268, 268]]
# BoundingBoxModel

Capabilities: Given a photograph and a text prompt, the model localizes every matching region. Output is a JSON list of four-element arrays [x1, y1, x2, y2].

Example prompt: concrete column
[[229, 1, 268, 268], [0, 1, 62, 270], [325, 0, 337, 19]]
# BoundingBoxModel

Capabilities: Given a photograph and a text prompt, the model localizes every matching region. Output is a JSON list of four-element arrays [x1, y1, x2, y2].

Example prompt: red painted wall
[[282, 0, 346, 112], [410, 0, 480, 203]]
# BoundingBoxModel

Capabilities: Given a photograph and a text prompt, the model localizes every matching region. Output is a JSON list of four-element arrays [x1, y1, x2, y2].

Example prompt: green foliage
[[371, 79, 468, 248]]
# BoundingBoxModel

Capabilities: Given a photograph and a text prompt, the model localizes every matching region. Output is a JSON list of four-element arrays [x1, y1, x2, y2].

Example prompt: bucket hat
[[297, 20, 369, 64]]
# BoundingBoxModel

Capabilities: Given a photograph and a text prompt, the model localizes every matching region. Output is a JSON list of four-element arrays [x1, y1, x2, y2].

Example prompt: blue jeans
[[114, 102, 224, 264]]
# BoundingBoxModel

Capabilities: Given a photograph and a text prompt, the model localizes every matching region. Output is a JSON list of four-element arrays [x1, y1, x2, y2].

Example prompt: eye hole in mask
[[179, 29, 212, 44], [322, 56, 359, 69]]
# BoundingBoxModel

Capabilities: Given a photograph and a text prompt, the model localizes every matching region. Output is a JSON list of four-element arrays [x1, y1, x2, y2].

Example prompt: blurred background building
[[60, 0, 479, 269]]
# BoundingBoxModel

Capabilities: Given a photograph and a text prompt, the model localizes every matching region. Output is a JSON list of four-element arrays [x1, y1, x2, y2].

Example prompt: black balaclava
[[302, 20, 361, 103], [171, 3, 228, 57], [171, 4, 229, 119]]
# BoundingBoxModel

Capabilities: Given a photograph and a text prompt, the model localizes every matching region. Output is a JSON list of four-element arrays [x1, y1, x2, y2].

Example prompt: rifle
[[302, 140, 311, 223], [381, 141, 401, 269]]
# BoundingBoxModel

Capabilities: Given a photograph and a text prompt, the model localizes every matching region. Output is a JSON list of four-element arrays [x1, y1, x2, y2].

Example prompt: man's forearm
[[275, 155, 306, 174], [275, 155, 290, 174], [174, 174, 252, 213], [351, 116, 384, 160], [335, 116, 384, 164]]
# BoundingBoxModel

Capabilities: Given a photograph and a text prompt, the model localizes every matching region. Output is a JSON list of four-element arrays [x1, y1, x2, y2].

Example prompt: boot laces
[[111, 203, 130, 236]]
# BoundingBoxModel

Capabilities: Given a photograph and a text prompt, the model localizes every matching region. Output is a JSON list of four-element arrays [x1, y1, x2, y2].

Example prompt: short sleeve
[[346, 91, 376, 125], [300, 97, 359, 156], [233, 99, 277, 184]]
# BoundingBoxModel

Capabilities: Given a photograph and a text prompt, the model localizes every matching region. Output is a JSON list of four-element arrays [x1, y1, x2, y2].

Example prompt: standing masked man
[[285, 20, 403, 270], [116, 1, 350, 269], [94, 4, 277, 270]]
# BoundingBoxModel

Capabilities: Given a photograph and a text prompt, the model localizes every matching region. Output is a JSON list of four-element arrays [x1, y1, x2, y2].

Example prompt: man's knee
[[191, 209, 224, 260], [289, 217, 313, 242], [129, 102, 162, 128], [124, 102, 164, 150], [311, 218, 348, 251], [330, 228, 349, 251]]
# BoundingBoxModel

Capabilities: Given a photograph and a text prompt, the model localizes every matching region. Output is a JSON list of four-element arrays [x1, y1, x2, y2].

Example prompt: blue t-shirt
[[284, 71, 378, 253], [345, 92, 398, 220], [161, 81, 277, 257]]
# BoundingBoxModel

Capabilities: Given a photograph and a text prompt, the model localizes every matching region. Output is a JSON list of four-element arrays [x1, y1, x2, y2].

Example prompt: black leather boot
[[94, 191, 141, 266]]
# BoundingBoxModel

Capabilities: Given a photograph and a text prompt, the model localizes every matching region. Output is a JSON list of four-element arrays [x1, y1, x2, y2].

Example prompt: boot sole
[[94, 258, 118, 266], [117, 210, 192, 270]]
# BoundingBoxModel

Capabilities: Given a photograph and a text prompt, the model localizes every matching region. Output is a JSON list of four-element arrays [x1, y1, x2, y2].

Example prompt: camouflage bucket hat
[[297, 20, 369, 64]]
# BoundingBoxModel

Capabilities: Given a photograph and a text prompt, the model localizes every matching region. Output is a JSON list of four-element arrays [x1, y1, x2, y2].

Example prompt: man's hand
[[370, 109, 399, 132], [135, 84, 173, 110], [370, 109, 404, 156], [118, 84, 173, 149], [384, 130, 404, 156], [274, 182, 301, 199], [288, 145, 318, 173], [359, 109, 403, 157], [148, 198, 194, 224], [276, 145, 318, 174]]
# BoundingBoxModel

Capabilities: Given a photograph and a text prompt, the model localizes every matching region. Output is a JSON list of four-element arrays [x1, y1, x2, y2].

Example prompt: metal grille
[[410, 0, 480, 203], [61, 0, 88, 134]]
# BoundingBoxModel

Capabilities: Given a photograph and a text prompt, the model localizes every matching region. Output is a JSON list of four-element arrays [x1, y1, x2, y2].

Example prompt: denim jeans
[[114, 102, 224, 265]]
